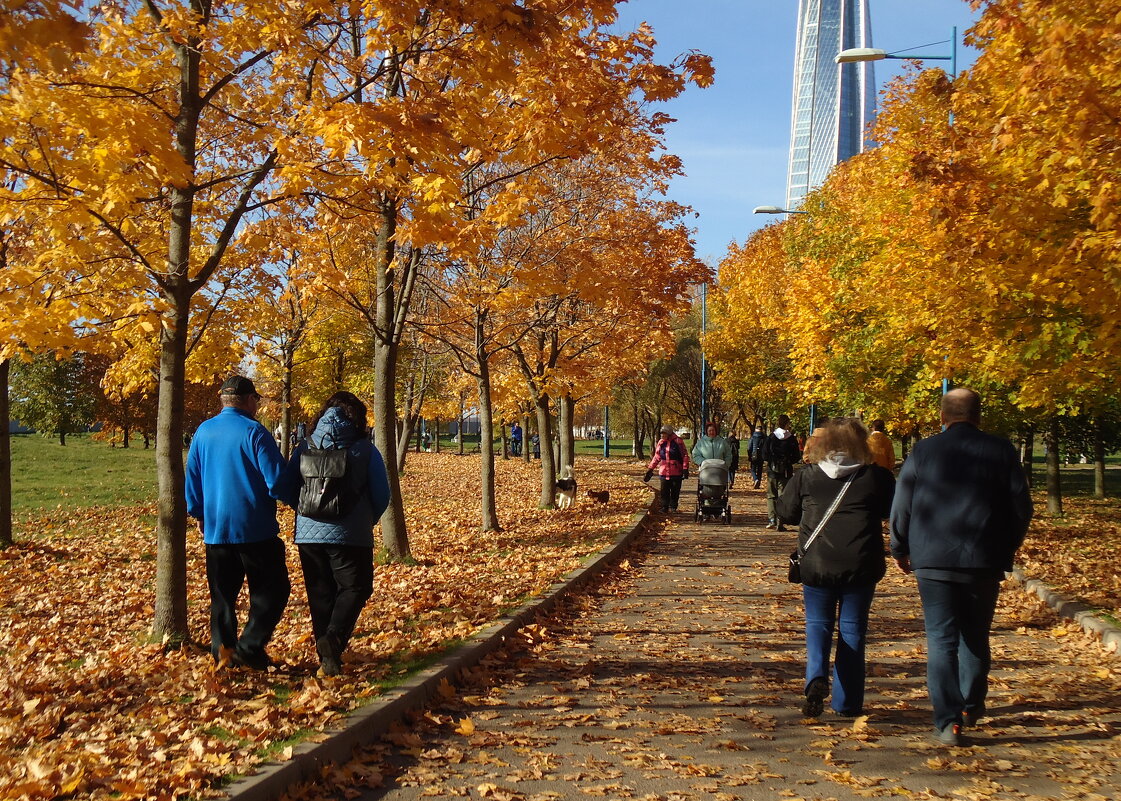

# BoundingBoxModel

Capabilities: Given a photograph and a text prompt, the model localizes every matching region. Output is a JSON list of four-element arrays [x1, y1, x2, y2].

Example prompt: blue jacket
[[185, 407, 287, 545], [282, 407, 391, 547], [890, 422, 1032, 574]]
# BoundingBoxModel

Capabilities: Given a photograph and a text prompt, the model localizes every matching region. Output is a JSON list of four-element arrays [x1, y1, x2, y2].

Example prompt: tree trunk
[[281, 351, 294, 460], [1020, 425, 1034, 489], [434, 417, 441, 453], [122, 426, 131, 448], [558, 394, 575, 471], [476, 363, 501, 531], [151, 289, 191, 644], [500, 422, 508, 460], [522, 412, 531, 463], [457, 398, 465, 456], [0, 359, 12, 548], [1092, 415, 1106, 500], [59, 430, 66, 446], [372, 206, 410, 561], [1044, 416, 1063, 517], [534, 395, 556, 508]]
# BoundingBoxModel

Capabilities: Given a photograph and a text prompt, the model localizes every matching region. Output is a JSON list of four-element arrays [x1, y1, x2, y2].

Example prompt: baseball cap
[[219, 376, 259, 397]]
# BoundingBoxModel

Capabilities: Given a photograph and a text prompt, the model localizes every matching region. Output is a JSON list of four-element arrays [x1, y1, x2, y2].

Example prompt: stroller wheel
[[724, 507, 732, 525]]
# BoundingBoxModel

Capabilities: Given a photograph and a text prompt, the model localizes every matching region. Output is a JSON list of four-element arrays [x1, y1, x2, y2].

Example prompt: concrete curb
[[1010, 566, 1121, 653], [223, 508, 653, 801]]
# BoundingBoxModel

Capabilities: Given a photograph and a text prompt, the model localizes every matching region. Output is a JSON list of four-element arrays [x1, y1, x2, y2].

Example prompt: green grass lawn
[[8, 433, 159, 512]]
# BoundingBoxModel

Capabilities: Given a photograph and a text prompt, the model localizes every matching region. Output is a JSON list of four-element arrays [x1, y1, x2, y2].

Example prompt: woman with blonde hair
[[777, 417, 896, 718]]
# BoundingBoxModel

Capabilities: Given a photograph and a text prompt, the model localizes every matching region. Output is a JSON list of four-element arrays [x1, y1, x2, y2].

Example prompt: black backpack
[[296, 439, 369, 520], [769, 436, 796, 480]]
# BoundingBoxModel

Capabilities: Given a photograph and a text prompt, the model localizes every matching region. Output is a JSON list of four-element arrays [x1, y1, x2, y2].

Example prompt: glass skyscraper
[[786, 0, 876, 210]]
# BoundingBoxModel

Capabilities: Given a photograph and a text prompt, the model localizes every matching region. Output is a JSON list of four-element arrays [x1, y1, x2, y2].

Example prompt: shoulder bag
[[787, 472, 857, 583]]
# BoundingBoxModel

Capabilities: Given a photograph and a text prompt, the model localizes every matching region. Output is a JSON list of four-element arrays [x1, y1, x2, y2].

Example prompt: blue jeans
[[803, 582, 877, 715], [917, 576, 1001, 730]]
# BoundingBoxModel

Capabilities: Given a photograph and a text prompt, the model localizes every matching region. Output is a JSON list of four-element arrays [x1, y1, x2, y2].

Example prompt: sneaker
[[936, 722, 964, 746], [963, 705, 986, 728], [753, 481, 761, 489], [316, 633, 343, 677], [802, 677, 828, 718], [765, 522, 777, 530]]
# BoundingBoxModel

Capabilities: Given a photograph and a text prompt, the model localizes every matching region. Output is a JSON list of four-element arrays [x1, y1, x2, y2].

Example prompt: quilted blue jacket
[[282, 408, 391, 547]]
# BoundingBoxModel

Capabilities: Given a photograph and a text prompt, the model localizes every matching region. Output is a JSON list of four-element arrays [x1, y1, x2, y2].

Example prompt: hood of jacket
[[772, 427, 792, 440], [310, 406, 360, 450], [818, 451, 864, 479]]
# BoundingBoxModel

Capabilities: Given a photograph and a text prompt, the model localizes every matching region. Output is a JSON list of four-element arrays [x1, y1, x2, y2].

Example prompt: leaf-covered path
[[294, 483, 1121, 801]]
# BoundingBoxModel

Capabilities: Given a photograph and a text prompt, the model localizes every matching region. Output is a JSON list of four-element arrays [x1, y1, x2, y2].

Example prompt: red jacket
[[648, 435, 690, 478]]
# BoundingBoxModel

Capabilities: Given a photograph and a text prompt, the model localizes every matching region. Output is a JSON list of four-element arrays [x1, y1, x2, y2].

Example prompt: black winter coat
[[777, 463, 895, 588]]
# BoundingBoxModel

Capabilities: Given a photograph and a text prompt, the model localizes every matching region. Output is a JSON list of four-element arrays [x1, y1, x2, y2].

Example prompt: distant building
[[8, 420, 33, 434], [786, 0, 876, 210]]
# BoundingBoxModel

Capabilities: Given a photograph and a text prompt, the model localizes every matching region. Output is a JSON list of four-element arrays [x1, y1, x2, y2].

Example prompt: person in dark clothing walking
[[725, 430, 740, 488], [778, 418, 895, 718], [186, 376, 290, 671], [747, 425, 766, 488], [762, 414, 802, 529], [890, 388, 1033, 746], [282, 391, 391, 677]]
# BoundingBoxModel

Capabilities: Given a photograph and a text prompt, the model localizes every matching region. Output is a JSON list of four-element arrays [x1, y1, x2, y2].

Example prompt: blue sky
[[611, 1, 984, 263]]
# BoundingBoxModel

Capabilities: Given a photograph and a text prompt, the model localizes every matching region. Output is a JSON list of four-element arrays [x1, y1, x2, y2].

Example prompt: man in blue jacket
[[890, 388, 1032, 745], [186, 376, 290, 670]]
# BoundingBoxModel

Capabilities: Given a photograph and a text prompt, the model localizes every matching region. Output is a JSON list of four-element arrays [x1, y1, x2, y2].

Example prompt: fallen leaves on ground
[[1017, 492, 1121, 620], [0, 453, 649, 800]]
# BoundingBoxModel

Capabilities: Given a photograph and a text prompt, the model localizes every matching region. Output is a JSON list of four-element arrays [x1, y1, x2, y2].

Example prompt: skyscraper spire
[[786, 0, 876, 210]]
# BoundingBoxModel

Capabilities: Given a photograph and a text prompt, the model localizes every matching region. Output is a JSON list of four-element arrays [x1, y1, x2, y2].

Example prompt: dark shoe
[[777, 523, 787, 532], [232, 648, 274, 671], [963, 705, 986, 728], [833, 708, 865, 718], [802, 677, 828, 718], [753, 481, 761, 489], [765, 522, 776, 530], [316, 633, 343, 677], [936, 722, 964, 746]]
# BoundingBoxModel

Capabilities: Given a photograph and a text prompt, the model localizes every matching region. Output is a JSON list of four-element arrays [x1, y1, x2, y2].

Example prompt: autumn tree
[[9, 351, 99, 445]]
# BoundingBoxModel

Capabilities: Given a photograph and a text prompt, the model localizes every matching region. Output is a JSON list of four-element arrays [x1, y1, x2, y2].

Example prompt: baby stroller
[[695, 458, 732, 524]]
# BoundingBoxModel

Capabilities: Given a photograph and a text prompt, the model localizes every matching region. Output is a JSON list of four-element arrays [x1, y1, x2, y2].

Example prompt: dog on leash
[[556, 465, 577, 509]]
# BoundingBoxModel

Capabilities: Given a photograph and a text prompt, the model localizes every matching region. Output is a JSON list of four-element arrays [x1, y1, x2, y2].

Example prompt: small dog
[[556, 465, 577, 509], [586, 489, 610, 504]]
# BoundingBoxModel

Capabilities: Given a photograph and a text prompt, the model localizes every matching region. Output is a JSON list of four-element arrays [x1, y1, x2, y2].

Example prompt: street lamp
[[836, 28, 957, 78], [838, 29, 958, 397], [753, 206, 808, 215], [753, 204, 818, 431]]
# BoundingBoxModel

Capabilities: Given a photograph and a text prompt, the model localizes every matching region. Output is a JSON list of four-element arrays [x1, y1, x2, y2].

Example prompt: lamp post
[[753, 205, 816, 431], [700, 281, 708, 436], [837, 29, 958, 397]]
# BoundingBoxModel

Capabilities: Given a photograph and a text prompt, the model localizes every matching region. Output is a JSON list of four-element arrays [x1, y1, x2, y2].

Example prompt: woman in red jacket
[[645, 426, 690, 513]]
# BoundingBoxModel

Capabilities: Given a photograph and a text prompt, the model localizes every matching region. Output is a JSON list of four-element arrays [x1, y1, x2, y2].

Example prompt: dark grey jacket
[[889, 422, 1032, 573], [282, 408, 390, 547]]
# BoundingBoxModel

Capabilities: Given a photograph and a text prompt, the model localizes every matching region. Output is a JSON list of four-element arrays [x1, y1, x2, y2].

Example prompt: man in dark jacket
[[747, 425, 766, 488], [762, 414, 802, 529], [890, 388, 1032, 746]]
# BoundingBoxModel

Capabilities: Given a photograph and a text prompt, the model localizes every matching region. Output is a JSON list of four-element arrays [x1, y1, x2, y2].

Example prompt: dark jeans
[[749, 458, 764, 484], [766, 471, 791, 524], [659, 476, 683, 511], [298, 543, 375, 653], [917, 576, 1002, 730], [206, 538, 290, 662], [803, 582, 876, 715]]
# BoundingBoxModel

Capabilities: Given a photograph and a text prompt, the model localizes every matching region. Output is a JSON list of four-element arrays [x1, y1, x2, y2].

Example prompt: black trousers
[[659, 476, 683, 511], [205, 538, 291, 661], [297, 543, 374, 653]]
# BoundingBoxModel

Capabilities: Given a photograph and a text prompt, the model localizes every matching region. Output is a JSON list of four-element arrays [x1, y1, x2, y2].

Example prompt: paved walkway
[[312, 481, 1121, 801]]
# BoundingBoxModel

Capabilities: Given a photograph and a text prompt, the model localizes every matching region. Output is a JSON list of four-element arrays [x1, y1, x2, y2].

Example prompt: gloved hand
[[643, 469, 653, 482]]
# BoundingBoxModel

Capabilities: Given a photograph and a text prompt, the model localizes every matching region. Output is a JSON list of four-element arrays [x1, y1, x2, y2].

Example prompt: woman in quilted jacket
[[644, 425, 690, 513], [283, 391, 390, 676]]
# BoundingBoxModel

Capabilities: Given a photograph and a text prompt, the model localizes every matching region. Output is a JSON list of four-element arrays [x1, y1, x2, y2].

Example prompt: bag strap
[[798, 471, 858, 557]]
